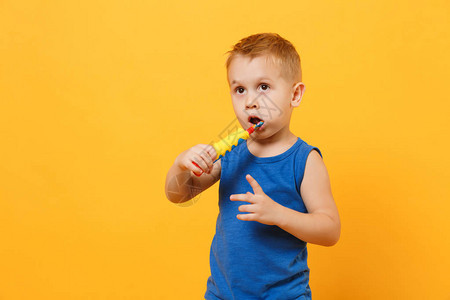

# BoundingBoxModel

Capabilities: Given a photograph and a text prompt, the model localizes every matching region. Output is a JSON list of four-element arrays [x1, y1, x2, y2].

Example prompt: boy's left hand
[[230, 174, 284, 226]]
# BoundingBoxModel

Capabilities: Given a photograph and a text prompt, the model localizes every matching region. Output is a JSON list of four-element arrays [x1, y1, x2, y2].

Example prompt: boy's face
[[227, 54, 302, 140]]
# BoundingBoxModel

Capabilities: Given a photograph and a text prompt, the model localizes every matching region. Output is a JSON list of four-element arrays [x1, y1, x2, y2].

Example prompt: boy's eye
[[236, 87, 245, 94], [259, 84, 270, 91]]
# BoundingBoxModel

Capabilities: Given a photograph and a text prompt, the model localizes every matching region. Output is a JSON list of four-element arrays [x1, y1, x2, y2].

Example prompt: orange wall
[[1, 1, 449, 299]]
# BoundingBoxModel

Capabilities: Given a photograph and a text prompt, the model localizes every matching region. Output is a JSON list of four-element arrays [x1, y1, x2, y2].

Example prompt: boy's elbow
[[165, 189, 192, 204], [165, 180, 200, 204], [165, 173, 195, 204], [325, 234, 340, 247], [164, 184, 179, 203], [320, 234, 339, 247], [326, 221, 341, 247], [319, 218, 340, 247]]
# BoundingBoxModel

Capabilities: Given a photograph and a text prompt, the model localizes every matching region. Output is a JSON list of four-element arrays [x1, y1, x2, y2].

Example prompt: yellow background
[[1, 0, 449, 299]]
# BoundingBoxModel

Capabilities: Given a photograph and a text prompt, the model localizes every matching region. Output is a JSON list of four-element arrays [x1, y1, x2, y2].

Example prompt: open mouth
[[248, 115, 264, 125]]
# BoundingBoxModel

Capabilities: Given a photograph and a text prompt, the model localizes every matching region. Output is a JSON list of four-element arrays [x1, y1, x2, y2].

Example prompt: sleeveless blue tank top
[[205, 137, 322, 300]]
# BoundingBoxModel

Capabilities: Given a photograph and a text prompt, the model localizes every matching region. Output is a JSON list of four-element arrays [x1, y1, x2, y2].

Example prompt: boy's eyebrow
[[230, 77, 272, 85]]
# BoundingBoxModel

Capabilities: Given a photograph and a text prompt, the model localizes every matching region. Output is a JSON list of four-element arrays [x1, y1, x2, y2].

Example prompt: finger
[[246, 174, 264, 194], [192, 155, 208, 174], [237, 213, 254, 221], [204, 144, 218, 172], [194, 146, 214, 173], [197, 144, 216, 162], [229, 193, 253, 202], [191, 161, 203, 176], [204, 144, 217, 161], [198, 149, 214, 173], [238, 204, 255, 213]]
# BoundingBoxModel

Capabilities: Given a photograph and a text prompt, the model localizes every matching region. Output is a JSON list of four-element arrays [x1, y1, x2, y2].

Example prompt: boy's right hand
[[175, 144, 217, 176]]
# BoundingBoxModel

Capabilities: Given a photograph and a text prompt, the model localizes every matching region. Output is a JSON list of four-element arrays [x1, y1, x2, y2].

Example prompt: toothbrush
[[192, 121, 264, 176]]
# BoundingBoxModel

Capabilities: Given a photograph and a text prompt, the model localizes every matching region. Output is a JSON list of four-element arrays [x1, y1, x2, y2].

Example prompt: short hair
[[225, 33, 302, 83]]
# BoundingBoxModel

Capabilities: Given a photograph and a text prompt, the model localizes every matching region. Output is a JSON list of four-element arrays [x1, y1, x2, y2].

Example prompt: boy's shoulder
[[295, 137, 322, 159], [293, 137, 323, 189]]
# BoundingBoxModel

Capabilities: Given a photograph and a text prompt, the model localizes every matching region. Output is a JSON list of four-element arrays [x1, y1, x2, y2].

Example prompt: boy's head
[[225, 33, 302, 85], [225, 33, 305, 139]]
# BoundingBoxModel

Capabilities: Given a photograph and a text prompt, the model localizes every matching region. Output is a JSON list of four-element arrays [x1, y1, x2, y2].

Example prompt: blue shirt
[[205, 137, 322, 300]]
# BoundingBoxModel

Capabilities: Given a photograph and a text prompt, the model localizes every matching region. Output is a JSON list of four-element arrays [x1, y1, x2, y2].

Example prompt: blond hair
[[225, 33, 302, 83]]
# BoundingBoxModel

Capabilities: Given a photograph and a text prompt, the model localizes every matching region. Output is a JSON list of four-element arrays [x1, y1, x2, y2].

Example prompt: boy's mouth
[[248, 116, 266, 131], [248, 116, 265, 129]]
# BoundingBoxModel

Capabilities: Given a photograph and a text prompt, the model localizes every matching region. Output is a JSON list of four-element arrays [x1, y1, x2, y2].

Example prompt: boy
[[165, 33, 340, 299]]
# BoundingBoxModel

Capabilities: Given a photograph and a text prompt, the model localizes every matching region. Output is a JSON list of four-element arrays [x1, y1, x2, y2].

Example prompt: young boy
[[165, 33, 340, 299]]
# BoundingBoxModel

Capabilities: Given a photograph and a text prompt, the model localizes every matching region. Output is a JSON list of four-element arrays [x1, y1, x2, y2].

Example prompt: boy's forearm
[[276, 206, 340, 247], [165, 164, 197, 203]]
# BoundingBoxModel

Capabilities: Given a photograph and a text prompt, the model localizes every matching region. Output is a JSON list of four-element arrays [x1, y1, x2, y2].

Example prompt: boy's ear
[[291, 82, 305, 107]]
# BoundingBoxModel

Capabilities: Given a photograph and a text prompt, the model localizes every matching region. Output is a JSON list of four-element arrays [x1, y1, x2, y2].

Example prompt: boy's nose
[[245, 94, 259, 109]]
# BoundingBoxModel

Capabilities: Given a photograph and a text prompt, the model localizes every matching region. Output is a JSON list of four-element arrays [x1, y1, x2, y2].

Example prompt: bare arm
[[165, 144, 221, 204], [277, 150, 341, 246]]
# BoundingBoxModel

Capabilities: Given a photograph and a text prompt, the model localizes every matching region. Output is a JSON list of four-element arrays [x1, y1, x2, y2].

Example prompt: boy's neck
[[247, 126, 298, 158]]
